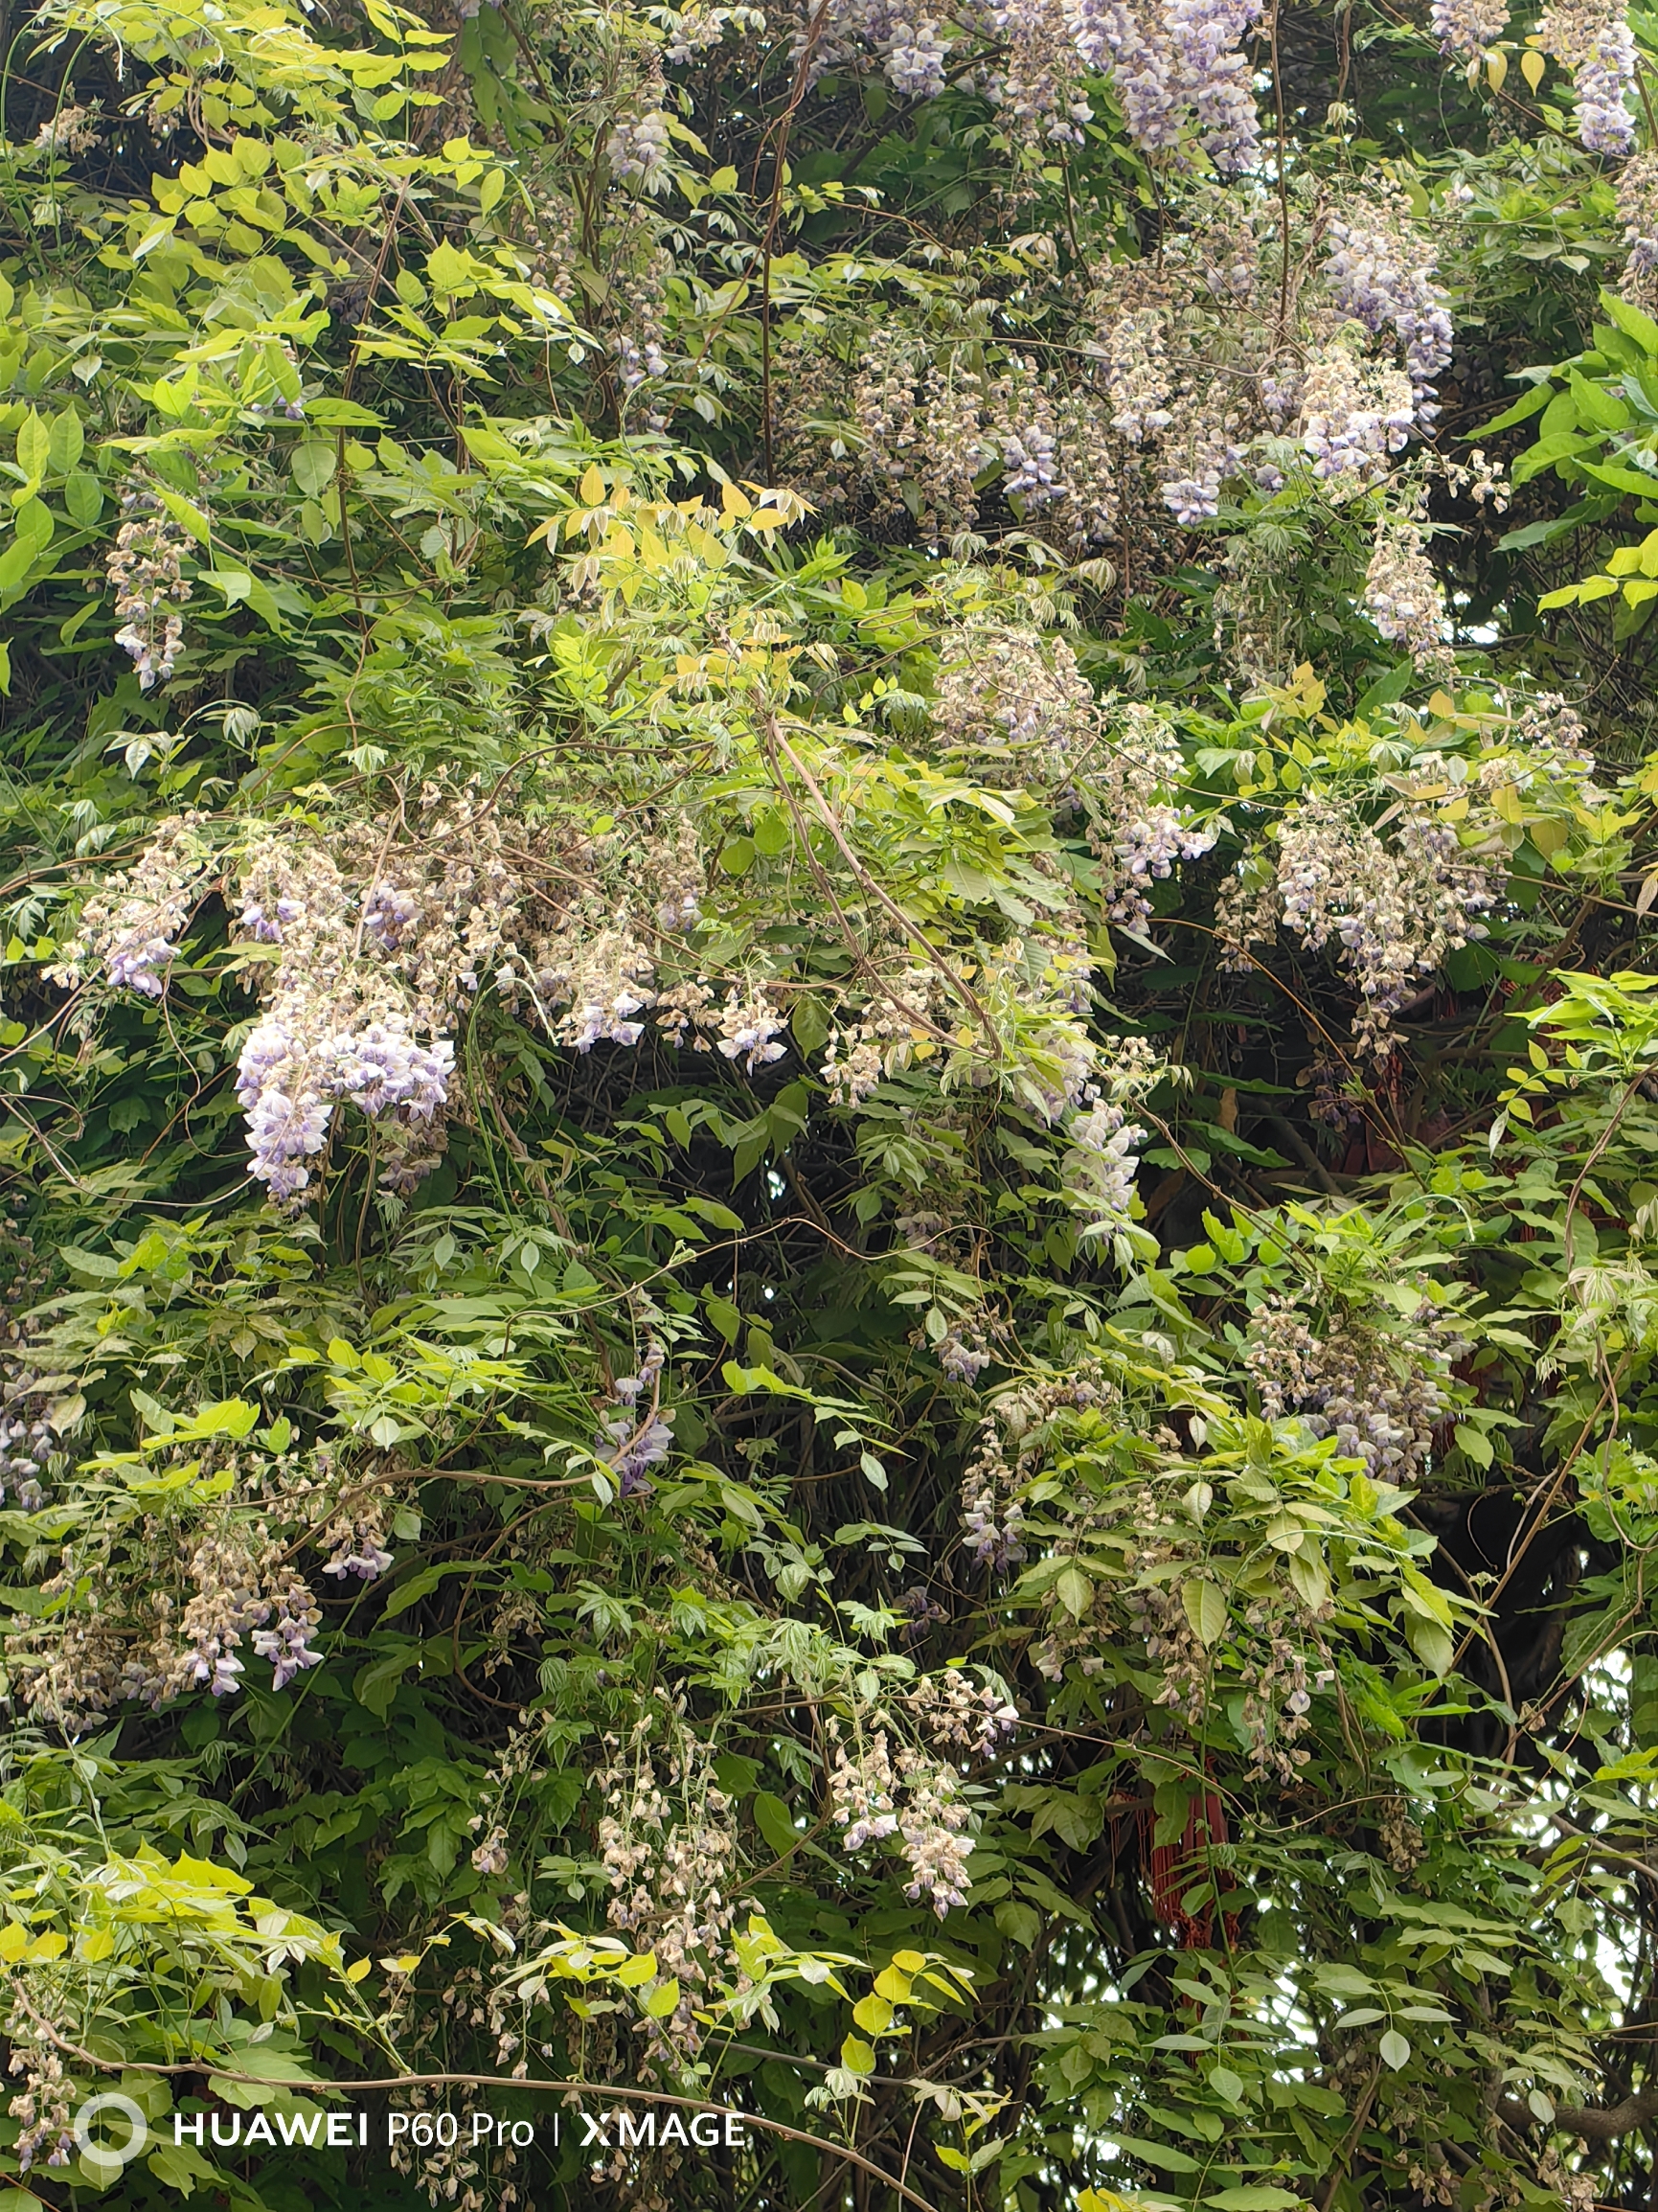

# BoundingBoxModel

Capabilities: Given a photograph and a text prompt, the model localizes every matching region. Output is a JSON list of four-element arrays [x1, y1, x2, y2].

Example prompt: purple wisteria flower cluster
[[597, 1339, 672, 1496], [50, 811, 215, 1002], [172, 1532, 324, 1699], [1429, 0, 1509, 57], [106, 490, 193, 690], [826, 1724, 977, 1915], [795, 0, 1264, 162], [235, 1016, 454, 1203], [1540, 0, 1638, 152], [1218, 794, 1506, 1060]]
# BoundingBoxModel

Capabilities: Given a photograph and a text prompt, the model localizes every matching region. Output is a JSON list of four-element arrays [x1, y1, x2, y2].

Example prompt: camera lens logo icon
[[72, 2093, 148, 2177]]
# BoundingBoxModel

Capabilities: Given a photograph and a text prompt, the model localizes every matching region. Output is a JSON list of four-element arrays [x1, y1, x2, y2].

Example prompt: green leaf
[[1182, 1576, 1228, 1648], [290, 439, 336, 498], [753, 1792, 800, 1859], [1378, 2029, 1411, 2070], [994, 1901, 1041, 1949], [352, 1648, 421, 1719], [64, 470, 102, 525], [1055, 1565, 1092, 1618]]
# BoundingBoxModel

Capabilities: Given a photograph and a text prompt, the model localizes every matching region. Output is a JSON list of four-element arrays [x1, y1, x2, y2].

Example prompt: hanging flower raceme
[[1538, 0, 1638, 151], [1429, 0, 1509, 56], [105, 490, 193, 690], [49, 812, 216, 1001], [1218, 794, 1505, 1058]]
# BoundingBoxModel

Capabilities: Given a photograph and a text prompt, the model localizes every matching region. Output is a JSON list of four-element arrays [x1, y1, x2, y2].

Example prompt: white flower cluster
[[6, 1999, 75, 2172], [596, 1705, 740, 2053], [1323, 203, 1455, 401], [320, 1495, 395, 1581], [1429, 0, 1508, 56], [106, 492, 193, 690], [1539, 0, 1638, 152], [0, 1236, 60, 1512], [1498, 693, 1603, 792], [932, 629, 1215, 929], [1620, 152, 1658, 310], [172, 1530, 326, 1699], [1062, 1100, 1146, 1236], [827, 1726, 976, 1914], [1237, 1611, 1334, 1780], [1219, 794, 1505, 1059], [819, 964, 952, 1106], [1363, 516, 1450, 671], [606, 110, 673, 190], [903, 1668, 1020, 1757], [1079, 184, 1452, 530], [1244, 1289, 1466, 1478], [234, 835, 456, 1204], [932, 622, 1100, 783], [50, 811, 214, 1000], [1298, 342, 1417, 485], [1093, 702, 1219, 925]]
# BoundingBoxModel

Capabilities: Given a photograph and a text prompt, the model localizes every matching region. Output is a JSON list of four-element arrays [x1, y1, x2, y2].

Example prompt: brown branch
[[1499, 2088, 1658, 2144]]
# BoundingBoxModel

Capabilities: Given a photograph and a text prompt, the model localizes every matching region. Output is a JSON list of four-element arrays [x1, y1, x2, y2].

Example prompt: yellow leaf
[[1520, 46, 1545, 88], [852, 1994, 894, 2035], [0, 1923, 28, 1960], [1427, 689, 1458, 718], [892, 1949, 926, 1972], [747, 508, 785, 529], [1485, 45, 1507, 89], [615, 1950, 658, 1986], [874, 1966, 913, 2003], [579, 463, 605, 506], [345, 1958, 374, 1982], [25, 1932, 66, 1961], [721, 480, 752, 519], [840, 2033, 876, 2075]]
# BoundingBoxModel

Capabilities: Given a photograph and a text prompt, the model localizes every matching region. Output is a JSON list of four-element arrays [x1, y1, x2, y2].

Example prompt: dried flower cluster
[[32, 102, 102, 155]]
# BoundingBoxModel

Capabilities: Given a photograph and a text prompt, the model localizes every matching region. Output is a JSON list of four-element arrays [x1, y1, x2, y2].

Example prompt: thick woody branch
[[1499, 2088, 1658, 2143]]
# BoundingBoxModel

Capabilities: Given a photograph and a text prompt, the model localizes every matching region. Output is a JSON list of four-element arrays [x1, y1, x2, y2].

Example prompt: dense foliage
[[8, 0, 1658, 2205]]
